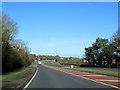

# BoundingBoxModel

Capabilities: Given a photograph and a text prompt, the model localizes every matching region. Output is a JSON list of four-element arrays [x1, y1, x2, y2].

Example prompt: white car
[[38, 61, 42, 65]]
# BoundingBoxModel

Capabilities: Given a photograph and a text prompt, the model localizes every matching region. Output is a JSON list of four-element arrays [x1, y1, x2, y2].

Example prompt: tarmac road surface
[[27, 65, 117, 89]]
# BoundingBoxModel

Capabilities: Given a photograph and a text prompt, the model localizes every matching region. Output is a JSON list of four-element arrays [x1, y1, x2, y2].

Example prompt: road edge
[[23, 66, 38, 90], [61, 70, 120, 89]]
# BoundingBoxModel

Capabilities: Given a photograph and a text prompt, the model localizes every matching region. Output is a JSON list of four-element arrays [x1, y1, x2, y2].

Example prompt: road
[[28, 65, 116, 88]]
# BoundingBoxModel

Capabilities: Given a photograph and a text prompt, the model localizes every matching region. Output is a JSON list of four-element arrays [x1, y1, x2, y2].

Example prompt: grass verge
[[64, 67, 119, 77], [0, 65, 32, 80]]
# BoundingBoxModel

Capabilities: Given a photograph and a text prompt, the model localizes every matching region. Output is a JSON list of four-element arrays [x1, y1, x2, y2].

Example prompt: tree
[[2, 13, 18, 72], [84, 30, 120, 68], [84, 38, 109, 67], [2, 13, 34, 73], [92, 38, 109, 66], [85, 47, 93, 65], [110, 30, 120, 67]]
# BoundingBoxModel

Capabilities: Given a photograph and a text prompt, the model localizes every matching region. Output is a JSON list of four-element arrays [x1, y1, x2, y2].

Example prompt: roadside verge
[[2, 62, 37, 89]]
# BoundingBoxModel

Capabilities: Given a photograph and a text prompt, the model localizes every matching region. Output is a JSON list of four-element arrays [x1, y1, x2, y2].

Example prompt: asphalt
[[27, 65, 117, 89]]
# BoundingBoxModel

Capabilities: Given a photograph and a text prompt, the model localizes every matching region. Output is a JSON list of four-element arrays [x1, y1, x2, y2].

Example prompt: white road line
[[23, 66, 38, 90], [96, 80, 120, 82]]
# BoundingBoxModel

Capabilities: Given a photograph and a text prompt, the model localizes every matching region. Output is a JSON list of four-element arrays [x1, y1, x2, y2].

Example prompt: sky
[[2, 2, 118, 57], [2, 0, 119, 2]]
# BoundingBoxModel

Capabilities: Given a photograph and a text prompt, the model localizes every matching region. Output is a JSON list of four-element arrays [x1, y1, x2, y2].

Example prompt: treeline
[[84, 30, 120, 68], [1, 13, 35, 73], [37, 55, 61, 60], [59, 57, 83, 66], [37, 55, 83, 66]]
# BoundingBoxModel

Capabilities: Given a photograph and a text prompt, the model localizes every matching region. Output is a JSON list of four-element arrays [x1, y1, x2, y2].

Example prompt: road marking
[[23, 66, 38, 90], [61, 71, 120, 89], [82, 75, 105, 76], [96, 80, 120, 82]]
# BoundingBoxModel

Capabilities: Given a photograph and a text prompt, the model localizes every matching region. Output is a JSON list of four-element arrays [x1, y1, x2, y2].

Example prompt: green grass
[[64, 67, 119, 77], [0, 65, 32, 80], [51, 62, 61, 65], [41, 60, 47, 64]]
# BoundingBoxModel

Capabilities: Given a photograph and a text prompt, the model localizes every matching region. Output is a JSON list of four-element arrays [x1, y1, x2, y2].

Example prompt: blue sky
[[2, 2, 118, 57]]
